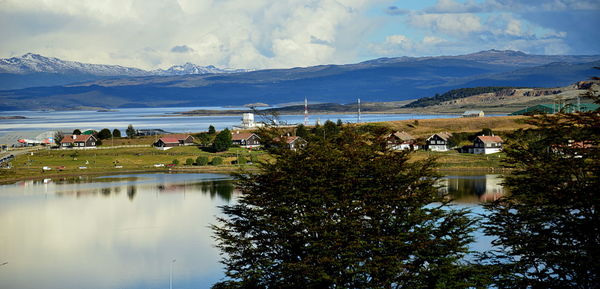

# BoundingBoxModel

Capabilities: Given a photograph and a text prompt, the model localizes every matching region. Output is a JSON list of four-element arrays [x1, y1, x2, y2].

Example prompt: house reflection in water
[[439, 174, 506, 203], [48, 175, 239, 202]]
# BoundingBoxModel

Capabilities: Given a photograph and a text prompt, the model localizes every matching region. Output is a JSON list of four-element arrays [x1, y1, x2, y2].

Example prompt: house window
[[91, 142, 95, 146]]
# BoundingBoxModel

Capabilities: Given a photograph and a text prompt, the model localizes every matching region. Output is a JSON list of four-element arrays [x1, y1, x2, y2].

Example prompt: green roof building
[[510, 103, 599, 115]]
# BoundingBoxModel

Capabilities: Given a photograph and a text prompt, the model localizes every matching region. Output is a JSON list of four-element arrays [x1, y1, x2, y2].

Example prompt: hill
[[0, 50, 599, 111]]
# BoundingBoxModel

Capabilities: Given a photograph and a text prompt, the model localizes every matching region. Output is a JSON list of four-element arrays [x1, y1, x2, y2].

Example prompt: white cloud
[[0, 0, 386, 69]]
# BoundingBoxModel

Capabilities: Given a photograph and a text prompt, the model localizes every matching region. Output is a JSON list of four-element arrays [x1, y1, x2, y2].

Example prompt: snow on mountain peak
[[0, 53, 248, 76]]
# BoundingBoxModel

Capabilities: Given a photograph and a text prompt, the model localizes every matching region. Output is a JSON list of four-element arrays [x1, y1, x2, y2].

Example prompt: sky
[[0, 0, 599, 70]]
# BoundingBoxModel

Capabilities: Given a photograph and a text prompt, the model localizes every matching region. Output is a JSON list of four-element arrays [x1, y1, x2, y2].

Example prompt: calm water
[[0, 173, 504, 289], [0, 107, 464, 137]]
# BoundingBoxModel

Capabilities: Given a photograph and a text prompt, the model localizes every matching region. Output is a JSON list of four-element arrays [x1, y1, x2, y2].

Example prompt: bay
[[0, 106, 465, 138], [0, 173, 504, 288]]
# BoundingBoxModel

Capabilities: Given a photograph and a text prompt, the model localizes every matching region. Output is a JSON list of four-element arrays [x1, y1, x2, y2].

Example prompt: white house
[[473, 135, 503, 154], [425, 132, 453, 151]]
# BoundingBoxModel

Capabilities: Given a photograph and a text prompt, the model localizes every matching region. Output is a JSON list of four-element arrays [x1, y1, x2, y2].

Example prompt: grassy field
[[380, 115, 532, 138], [0, 145, 267, 184], [1, 115, 532, 183]]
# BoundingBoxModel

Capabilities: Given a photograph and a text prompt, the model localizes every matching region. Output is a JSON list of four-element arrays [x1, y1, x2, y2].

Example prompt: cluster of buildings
[[386, 131, 504, 155]]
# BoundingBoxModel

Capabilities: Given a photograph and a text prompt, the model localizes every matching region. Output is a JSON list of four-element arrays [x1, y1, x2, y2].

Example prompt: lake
[[0, 173, 503, 289], [0, 107, 467, 142]]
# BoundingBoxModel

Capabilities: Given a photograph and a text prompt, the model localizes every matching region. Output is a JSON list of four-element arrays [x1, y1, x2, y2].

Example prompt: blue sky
[[0, 0, 598, 70]]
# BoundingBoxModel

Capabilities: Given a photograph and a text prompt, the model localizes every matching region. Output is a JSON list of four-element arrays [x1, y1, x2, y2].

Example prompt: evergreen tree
[[126, 124, 136, 138], [213, 129, 232, 152], [481, 89, 600, 288], [212, 126, 477, 289], [73, 129, 81, 135], [97, 128, 112, 140], [323, 120, 340, 138], [208, 125, 216, 134], [295, 124, 308, 138], [112, 129, 121, 138]]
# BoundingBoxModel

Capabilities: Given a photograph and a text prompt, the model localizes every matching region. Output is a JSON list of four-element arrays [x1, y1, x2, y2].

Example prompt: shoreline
[[0, 165, 509, 185]]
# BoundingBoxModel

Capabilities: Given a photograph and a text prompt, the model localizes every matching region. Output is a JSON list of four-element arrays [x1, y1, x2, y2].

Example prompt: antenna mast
[[357, 98, 361, 123], [304, 97, 308, 126]]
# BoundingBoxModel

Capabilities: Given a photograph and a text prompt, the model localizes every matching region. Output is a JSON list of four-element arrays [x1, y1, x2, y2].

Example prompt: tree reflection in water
[[46, 175, 236, 202]]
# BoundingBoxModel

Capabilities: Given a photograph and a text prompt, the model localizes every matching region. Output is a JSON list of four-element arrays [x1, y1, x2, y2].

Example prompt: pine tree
[[481, 88, 600, 288], [212, 126, 477, 289], [208, 125, 216, 134], [126, 124, 136, 138], [213, 129, 232, 152]]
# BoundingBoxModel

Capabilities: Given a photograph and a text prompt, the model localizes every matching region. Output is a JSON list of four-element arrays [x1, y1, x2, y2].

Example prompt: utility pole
[[357, 98, 361, 123], [304, 97, 308, 126]]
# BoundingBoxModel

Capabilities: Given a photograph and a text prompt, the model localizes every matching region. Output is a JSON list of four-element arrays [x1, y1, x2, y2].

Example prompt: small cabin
[[386, 131, 418, 150], [425, 132, 453, 152], [232, 132, 261, 148], [60, 134, 97, 149], [462, 110, 484, 118], [154, 134, 194, 150], [274, 136, 307, 151], [473, 135, 503, 154]]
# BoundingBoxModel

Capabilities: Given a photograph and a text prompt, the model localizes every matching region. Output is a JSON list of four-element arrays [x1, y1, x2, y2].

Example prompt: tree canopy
[[213, 128, 232, 152], [482, 88, 600, 287], [126, 124, 136, 138], [112, 128, 121, 138], [97, 128, 112, 140], [212, 126, 476, 289]]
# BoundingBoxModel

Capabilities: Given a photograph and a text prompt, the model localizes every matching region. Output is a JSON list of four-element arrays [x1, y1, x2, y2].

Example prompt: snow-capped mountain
[[153, 62, 247, 75], [0, 53, 246, 76], [0, 53, 151, 76]]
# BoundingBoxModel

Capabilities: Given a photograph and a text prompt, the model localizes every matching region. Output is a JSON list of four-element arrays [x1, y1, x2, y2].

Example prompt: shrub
[[211, 157, 223, 165], [172, 159, 179, 165], [196, 156, 209, 166], [185, 158, 194, 166]]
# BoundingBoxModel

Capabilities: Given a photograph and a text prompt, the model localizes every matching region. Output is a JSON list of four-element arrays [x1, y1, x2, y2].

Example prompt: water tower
[[242, 113, 255, 128]]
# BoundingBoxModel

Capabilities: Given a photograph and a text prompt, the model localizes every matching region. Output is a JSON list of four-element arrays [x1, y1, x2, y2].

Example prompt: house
[[386, 131, 418, 150], [473, 135, 503, 154], [60, 134, 97, 149], [232, 132, 261, 148], [153, 134, 194, 150], [274, 136, 307, 151], [462, 110, 484, 117], [425, 132, 453, 151]]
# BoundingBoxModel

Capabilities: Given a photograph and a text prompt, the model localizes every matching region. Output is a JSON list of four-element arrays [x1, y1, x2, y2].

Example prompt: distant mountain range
[[0, 50, 598, 111], [0, 53, 247, 89]]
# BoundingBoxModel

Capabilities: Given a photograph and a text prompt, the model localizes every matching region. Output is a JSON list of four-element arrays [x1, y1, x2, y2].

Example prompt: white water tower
[[242, 113, 255, 128]]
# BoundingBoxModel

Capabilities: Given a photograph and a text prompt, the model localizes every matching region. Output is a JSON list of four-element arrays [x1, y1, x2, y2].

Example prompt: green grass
[[1, 146, 267, 184]]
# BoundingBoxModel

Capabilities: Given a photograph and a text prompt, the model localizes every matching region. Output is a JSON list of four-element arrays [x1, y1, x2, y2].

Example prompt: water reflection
[[0, 173, 503, 289], [0, 173, 237, 289], [439, 174, 506, 203], [10, 174, 237, 202]]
